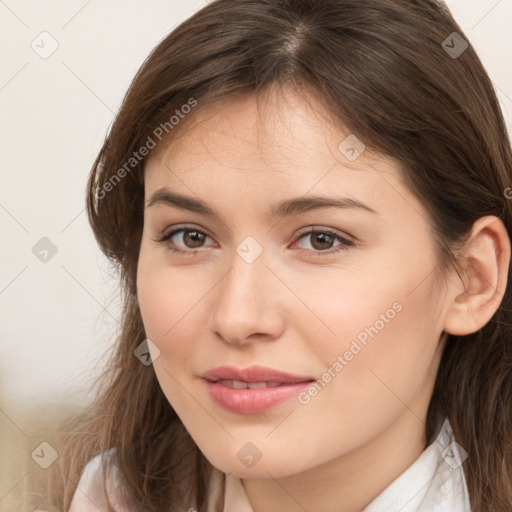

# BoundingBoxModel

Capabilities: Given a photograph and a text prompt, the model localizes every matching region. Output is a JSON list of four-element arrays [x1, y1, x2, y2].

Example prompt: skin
[[136, 85, 510, 512]]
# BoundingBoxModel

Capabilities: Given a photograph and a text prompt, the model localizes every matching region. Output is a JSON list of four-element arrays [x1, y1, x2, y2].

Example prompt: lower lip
[[203, 379, 313, 414]]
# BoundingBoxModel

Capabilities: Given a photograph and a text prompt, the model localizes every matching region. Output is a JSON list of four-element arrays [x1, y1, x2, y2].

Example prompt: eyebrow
[[146, 189, 379, 220]]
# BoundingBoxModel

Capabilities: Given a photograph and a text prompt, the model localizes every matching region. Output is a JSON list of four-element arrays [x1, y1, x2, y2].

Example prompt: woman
[[46, 0, 512, 511]]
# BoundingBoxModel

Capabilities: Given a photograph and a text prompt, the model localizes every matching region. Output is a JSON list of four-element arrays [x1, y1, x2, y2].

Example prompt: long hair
[[45, 1, 512, 510]]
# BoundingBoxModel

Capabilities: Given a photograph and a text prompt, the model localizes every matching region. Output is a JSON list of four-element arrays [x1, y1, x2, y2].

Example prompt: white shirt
[[68, 418, 472, 511]]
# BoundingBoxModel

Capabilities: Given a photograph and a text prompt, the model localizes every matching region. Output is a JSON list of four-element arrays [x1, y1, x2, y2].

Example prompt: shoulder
[[68, 451, 129, 512]]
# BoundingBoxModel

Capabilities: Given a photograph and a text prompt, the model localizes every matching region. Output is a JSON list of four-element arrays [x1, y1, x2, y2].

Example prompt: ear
[[443, 216, 511, 336]]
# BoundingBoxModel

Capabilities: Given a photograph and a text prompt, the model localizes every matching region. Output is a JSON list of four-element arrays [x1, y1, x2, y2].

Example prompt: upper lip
[[201, 365, 315, 384]]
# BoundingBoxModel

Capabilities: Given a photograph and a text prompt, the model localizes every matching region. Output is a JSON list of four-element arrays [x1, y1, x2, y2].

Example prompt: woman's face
[[137, 86, 451, 478]]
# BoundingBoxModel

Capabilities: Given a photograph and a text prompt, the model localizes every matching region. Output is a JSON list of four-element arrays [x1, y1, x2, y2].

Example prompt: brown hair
[[45, 0, 512, 510]]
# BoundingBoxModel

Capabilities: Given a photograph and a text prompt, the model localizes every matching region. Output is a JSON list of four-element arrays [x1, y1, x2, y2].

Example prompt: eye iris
[[311, 232, 334, 250], [184, 230, 205, 248]]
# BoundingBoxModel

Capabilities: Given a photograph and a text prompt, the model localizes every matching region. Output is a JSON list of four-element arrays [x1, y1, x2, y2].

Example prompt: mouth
[[208, 379, 302, 389], [202, 379, 315, 414], [200, 364, 315, 385], [200, 365, 316, 414]]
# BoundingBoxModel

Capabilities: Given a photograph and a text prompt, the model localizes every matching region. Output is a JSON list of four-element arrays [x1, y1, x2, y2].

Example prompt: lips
[[200, 365, 316, 414], [204, 379, 313, 414], [200, 364, 315, 385]]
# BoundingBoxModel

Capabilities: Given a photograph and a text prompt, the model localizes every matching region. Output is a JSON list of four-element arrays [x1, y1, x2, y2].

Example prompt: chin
[[207, 451, 305, 479]]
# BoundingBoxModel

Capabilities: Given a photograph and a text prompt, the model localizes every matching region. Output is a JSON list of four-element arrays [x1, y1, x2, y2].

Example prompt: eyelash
[[154, 226, 354, 257]]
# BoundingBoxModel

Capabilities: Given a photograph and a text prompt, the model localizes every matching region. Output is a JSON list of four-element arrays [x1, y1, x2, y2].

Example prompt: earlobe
[[443, 216, 511, 336]]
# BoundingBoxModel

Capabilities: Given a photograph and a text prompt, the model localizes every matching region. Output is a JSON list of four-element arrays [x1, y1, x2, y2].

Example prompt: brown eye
[[308, 231, 335, 251], [294, 229, 354, 256], [157, 227, 213, 253], [179, 229, 207, 248]]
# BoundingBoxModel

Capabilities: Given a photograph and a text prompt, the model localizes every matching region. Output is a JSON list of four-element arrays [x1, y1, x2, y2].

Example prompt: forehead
[[145, 87, 395, 186]]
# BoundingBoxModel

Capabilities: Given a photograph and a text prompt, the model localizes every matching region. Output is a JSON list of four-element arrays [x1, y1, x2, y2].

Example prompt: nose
[[210, 246, 285, 347]]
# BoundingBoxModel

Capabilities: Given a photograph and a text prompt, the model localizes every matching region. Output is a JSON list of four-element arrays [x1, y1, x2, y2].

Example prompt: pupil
[[312, 232, 333, 250], [185, 230, 204, 248]]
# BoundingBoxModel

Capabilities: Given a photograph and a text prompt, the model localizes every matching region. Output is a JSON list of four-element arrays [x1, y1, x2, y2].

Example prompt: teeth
[[218, 379, 283, 389]]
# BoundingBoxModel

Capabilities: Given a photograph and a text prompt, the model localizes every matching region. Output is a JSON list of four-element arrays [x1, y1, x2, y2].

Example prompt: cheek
[[136, 254, 222, 376], [317, 245, 439, 358], [136, 257, 204, 410], [304, 254, 442, 411], [137, 253, 196, 350], [320, 283, 441, 419]]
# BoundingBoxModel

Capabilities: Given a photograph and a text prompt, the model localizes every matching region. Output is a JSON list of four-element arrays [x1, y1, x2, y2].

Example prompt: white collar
[[362, 418, 472, 511]]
